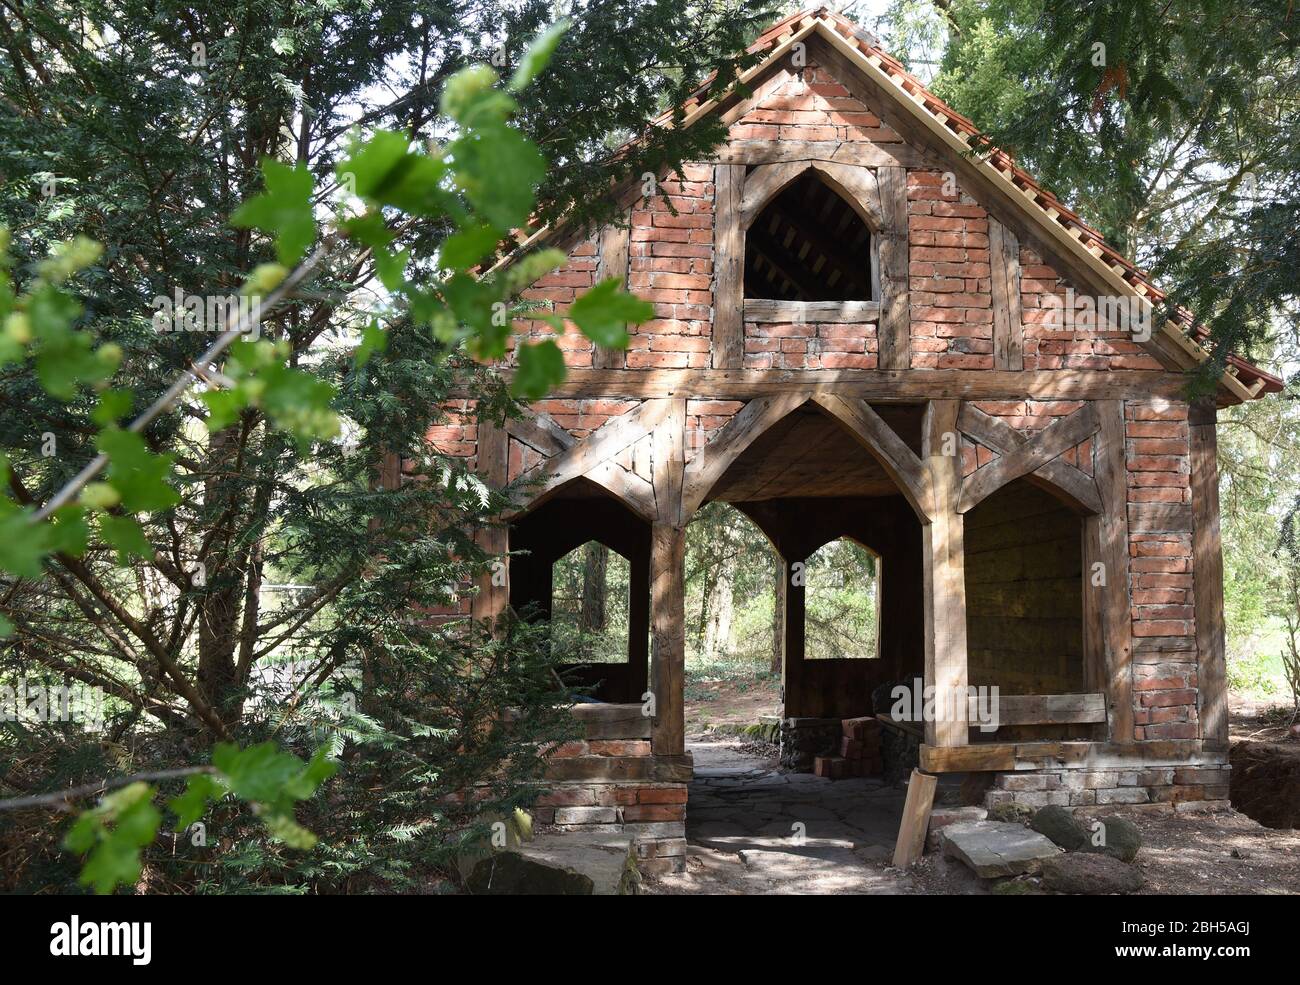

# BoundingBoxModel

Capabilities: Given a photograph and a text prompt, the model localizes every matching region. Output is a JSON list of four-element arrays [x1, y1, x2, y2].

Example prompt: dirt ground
[[683, 673, 780, 734], [651, 694, 1300, 895]]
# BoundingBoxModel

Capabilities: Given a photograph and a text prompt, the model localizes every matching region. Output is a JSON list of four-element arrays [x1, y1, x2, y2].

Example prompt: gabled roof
[[518, 7, 1283, 401]]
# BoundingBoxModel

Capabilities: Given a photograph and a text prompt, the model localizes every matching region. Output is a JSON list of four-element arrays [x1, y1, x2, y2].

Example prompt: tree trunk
[[196, 424, 248, 724], [704, 558, 734, 661], [770, 560, 785, 675], [580, 542, 608, 632]]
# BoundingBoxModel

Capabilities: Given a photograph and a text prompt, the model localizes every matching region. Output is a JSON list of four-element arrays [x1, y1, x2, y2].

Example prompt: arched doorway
[[508, 478, 651, 703]]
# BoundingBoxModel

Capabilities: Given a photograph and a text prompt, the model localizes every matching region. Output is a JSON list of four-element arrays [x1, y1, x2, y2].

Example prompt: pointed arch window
[[744, 169, 877, 303]]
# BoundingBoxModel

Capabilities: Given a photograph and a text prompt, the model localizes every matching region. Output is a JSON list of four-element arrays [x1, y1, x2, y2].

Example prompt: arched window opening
[[551, 541, 631, 664], [744, 170, 874, 302], [802, 538, 881, 660]]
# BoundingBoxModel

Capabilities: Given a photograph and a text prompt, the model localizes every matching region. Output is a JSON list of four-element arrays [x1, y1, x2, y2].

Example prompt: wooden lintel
[[712, 139, 934, 170], [744, 299, 880, 324]]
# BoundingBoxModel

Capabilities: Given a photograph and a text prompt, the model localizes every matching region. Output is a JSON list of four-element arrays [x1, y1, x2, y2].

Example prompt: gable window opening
[[550, 541, 632, 664], [803, 538, 882, 660], [744, 170, 875, 303]]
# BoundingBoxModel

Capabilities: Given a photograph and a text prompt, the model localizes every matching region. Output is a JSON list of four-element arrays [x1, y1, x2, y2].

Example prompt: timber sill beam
[[462, 369, 1198, 402], [744, 299, 880, 323], [920, 738, 1223, 773]]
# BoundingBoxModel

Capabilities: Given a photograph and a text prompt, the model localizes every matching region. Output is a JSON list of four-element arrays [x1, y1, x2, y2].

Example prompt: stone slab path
[[649, 736, 916, 894]]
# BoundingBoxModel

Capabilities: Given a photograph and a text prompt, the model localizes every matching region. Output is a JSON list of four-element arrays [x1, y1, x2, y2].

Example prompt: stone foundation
[[880, 720, 922, 785], [984, 764, 1231, 810], [532, 781, 688, 874], [531, 705, 690, 875], [780, 717, 842, 771]]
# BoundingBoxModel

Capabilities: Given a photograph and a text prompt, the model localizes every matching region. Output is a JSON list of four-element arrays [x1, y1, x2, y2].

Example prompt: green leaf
[[0, 504, 51, 578], [255, 364, 340, 447], [27, 285, 110, 399], [509, 19, 571, 92], [338, 131, 449, 216], [168, 772, 225, 832], [440, 65, 503, 123], [65, 782, 161, 896], [48, 506, 89, 557], [92, 389, 134, 427], [98, 515, 152, 564], [355, 321, 387, 368], [208, 742, 336, 848], [512, 339, 566, 399], [231, 160, 317, 267], [97, 429, 181, 512], [450, 123, 546, 230], [200, 388, 251, 434], [568, 277, 654, 348], [440, 223, 501, 270]]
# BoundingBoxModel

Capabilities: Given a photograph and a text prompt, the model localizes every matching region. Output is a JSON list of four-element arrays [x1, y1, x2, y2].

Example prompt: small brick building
[[436, 9, 1283, 868]]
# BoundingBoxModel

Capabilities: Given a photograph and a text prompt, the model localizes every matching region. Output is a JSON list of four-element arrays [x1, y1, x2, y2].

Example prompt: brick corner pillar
[[1189, 397, 1228, 750]]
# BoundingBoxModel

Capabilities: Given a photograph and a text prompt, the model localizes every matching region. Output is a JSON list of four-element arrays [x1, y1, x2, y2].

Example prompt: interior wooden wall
[[964, 479, 1084, 695], [737, 494, 924, 720]]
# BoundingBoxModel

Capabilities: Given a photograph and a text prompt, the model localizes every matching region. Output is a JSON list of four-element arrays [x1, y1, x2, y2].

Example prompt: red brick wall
[[518, 238, 600, 369], [686, 399, 745, 463], [627, 167, 715, 370], [1019, 247, 1164, 372], [1126, 398, 1198, 740], [908, 170, 992, 369]]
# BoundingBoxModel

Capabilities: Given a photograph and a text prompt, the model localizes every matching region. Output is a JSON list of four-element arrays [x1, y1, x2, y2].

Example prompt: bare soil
[[683, 673, 780, 734]]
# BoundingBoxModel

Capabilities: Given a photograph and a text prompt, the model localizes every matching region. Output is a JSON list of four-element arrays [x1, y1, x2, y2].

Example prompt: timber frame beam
[[957, 402, 1101, 514], [498, 392, 1146, 761]]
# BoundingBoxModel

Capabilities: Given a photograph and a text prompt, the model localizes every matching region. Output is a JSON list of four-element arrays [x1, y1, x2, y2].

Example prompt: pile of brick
[[814, 716, 883, 780]]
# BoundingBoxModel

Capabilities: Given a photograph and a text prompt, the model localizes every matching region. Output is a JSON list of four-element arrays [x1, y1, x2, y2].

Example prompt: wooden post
[[922, 399, 968, 747], [1093, 399, 1135, 743], [781, 555, 806, 716], [877, 165, 910, 370], [594, 221, 630, 370], [1081, 516, 1107, 741], [712, 164, 745, 369], [893, 769, 938, 868], [988, 218, 1024, 371], [472, 418, 509, 627], [1189, 399, 1229, 750], [650, 398, 687, 754], [628, 541, 651, 705], [650, 523, 686, 755]]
